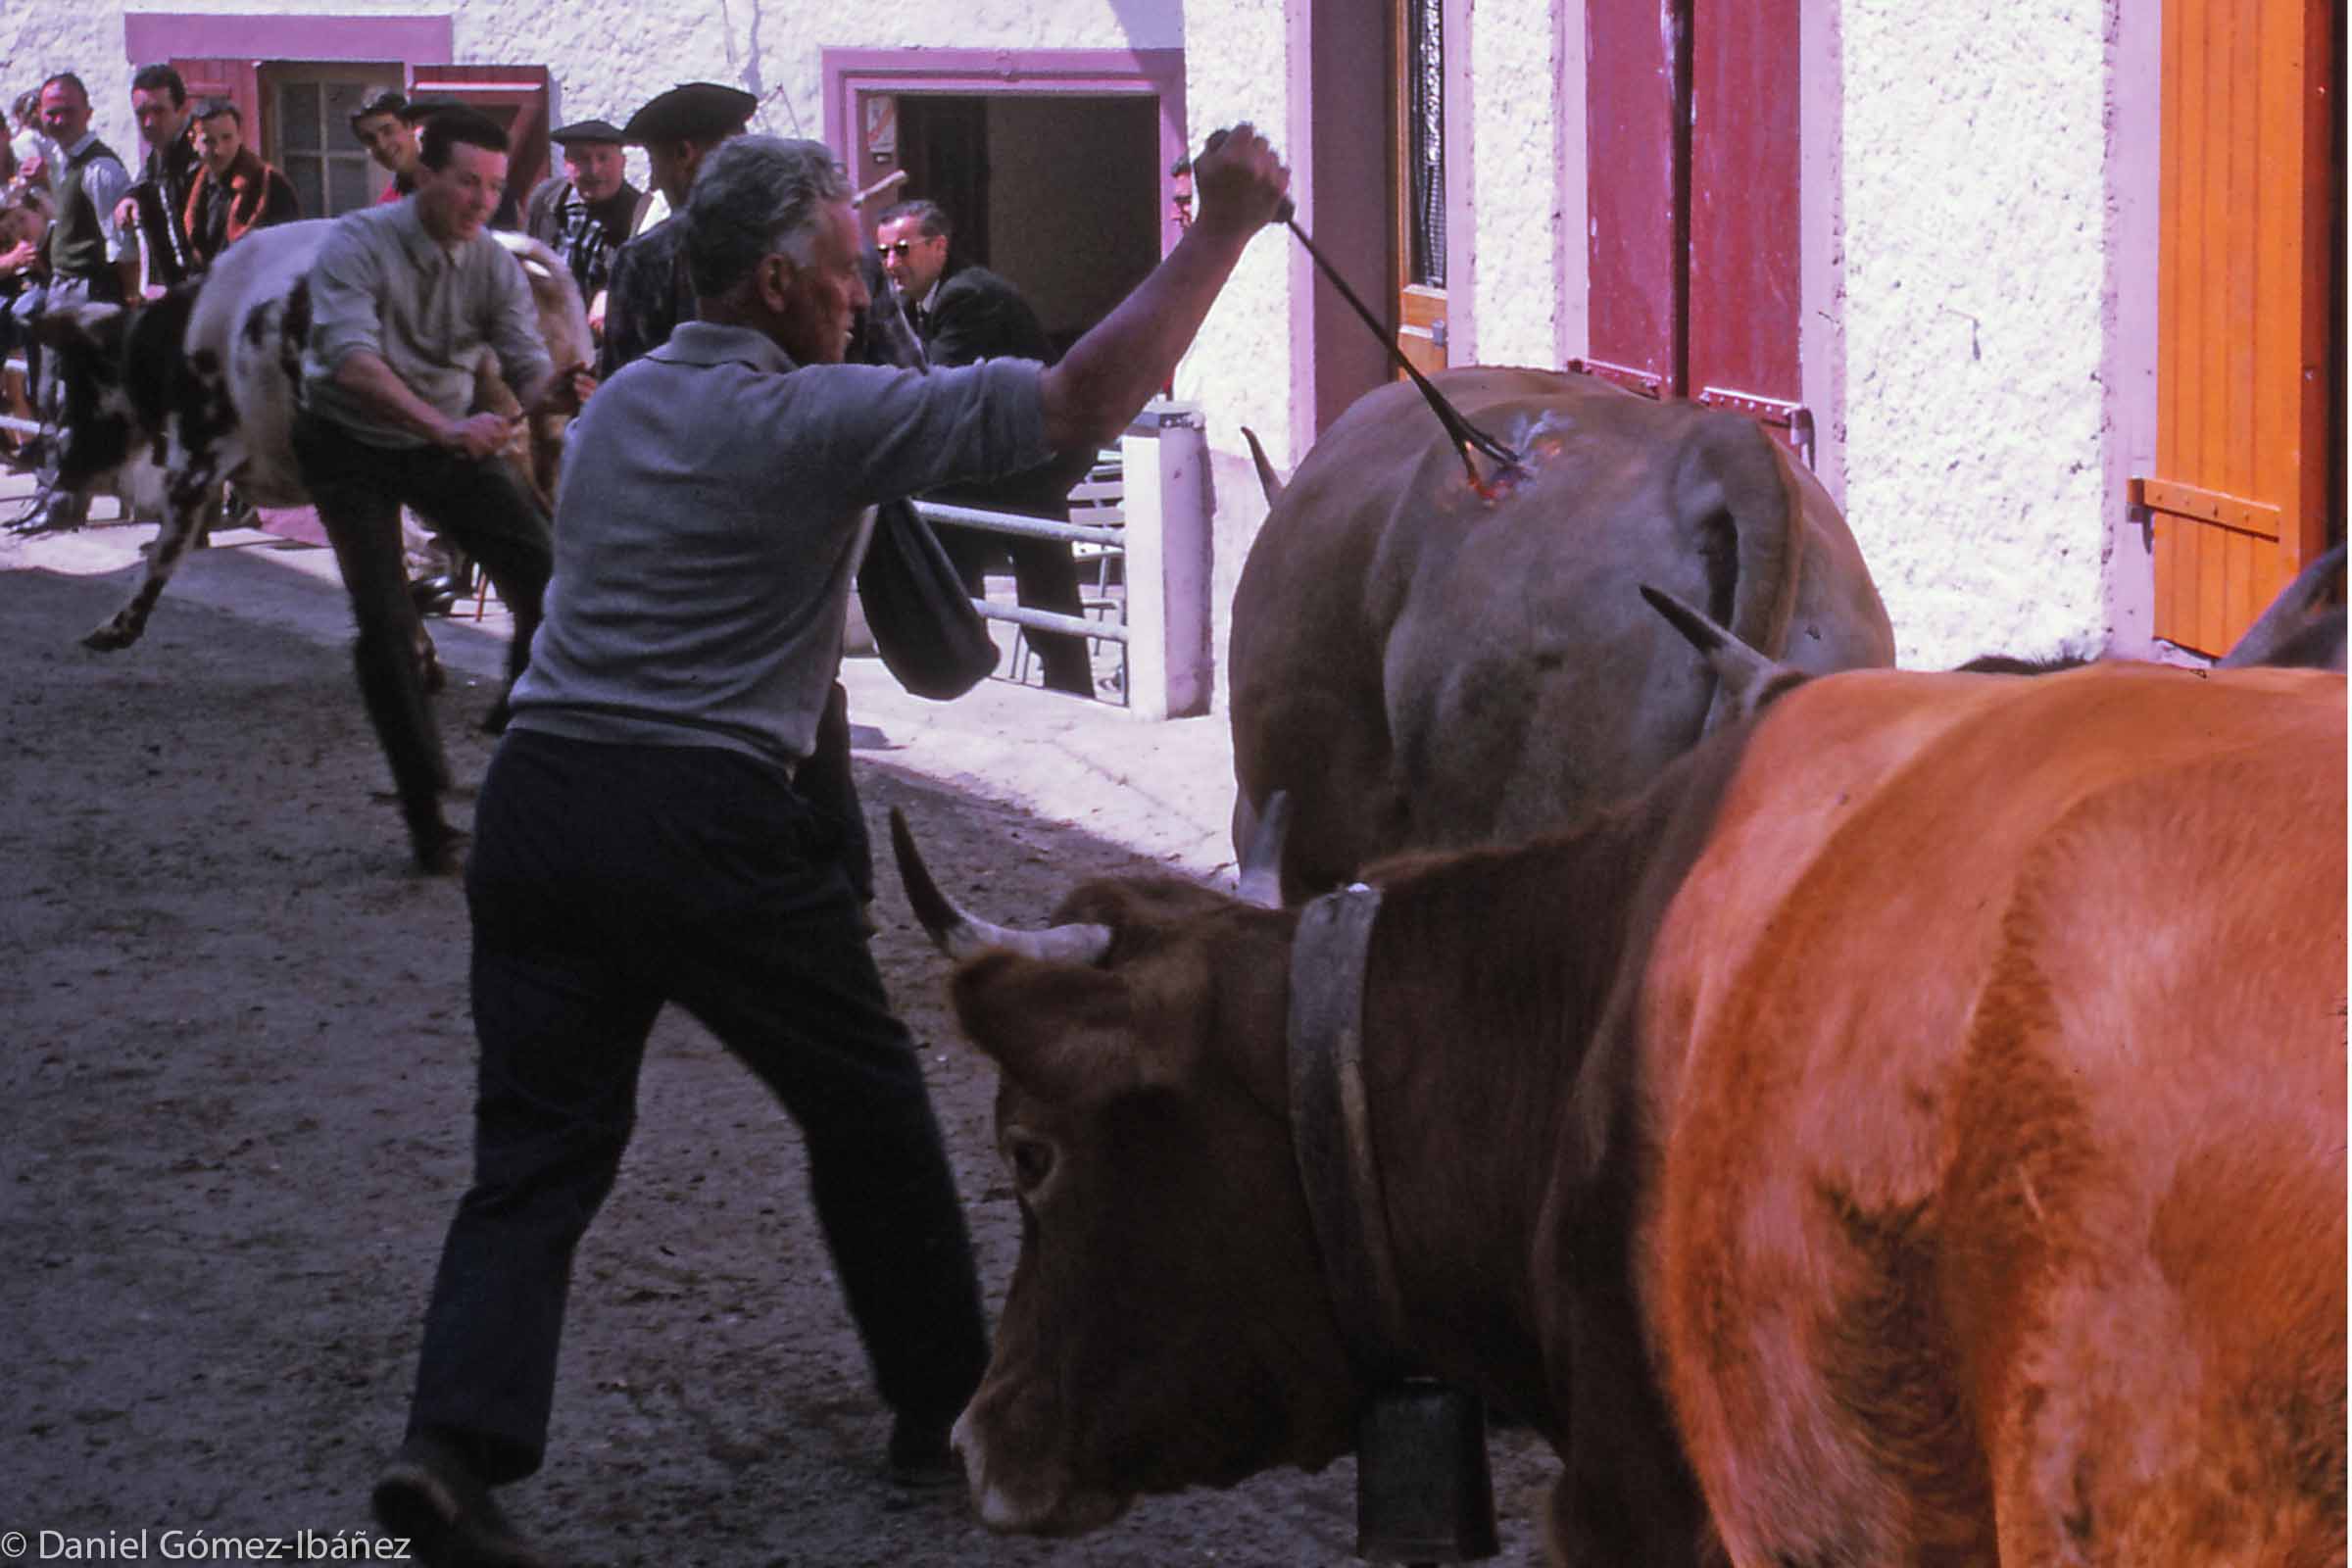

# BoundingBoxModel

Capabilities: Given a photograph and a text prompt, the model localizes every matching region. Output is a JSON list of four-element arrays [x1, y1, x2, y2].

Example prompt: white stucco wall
[[1840, 0, 2115, 667], [1456, 0, 1560, 371], [13, 1, 1181, 204], [1172, 0, 1294, 712], [8, 9, 144, 164]]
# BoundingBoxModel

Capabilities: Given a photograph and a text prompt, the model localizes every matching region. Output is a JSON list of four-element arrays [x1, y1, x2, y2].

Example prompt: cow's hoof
[[410, 825, 470, 878], [82, 623, 137, 652]]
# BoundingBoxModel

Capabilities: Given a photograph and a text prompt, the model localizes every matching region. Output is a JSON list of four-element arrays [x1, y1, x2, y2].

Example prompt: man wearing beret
[[523, 118, 651, 340], [368, 124, 1292, 1567], [597, 81, 753, 377]]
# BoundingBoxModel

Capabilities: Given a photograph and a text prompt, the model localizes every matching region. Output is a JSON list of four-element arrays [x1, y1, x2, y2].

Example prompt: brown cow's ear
[[951, 952, 1143, 1103]]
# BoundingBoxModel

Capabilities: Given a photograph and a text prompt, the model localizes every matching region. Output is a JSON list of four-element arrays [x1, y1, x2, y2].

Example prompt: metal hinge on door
[[1696, 386, 1815, 471]]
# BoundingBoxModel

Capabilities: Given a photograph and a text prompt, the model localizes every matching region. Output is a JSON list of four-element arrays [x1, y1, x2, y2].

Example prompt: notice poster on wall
[[864, 94, 897, 163]]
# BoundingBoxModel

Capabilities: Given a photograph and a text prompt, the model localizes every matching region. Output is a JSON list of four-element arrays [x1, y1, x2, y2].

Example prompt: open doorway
[[826, 47, 1186, 359], [884, 93, 1161, 357]]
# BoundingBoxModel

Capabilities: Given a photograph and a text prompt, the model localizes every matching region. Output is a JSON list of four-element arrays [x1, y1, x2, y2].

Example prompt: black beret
[[551, 118, 626, 146], [622, 82, 757, 145]]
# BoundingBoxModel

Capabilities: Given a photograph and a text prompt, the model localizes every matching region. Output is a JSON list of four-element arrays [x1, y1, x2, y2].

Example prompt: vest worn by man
[[48, 137, 124, 296]]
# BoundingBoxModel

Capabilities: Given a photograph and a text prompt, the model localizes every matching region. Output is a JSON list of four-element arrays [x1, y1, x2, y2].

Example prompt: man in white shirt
[[23, 73, 133, 529]]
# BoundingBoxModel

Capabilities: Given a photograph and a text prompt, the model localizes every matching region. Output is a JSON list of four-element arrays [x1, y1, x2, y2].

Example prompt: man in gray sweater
[[369, 129, 1290, 1566]]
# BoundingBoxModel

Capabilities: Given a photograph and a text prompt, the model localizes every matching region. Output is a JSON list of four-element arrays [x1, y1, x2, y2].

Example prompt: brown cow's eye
[[1009, 1138, 1054, 1191]]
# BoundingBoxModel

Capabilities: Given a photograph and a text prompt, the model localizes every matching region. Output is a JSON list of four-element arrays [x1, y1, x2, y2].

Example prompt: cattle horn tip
[[1242, 425, 1285, 508], [1235, 790, 1291, 906], [1641, 583, 1796, 717], [887, 807, 1115, 965]]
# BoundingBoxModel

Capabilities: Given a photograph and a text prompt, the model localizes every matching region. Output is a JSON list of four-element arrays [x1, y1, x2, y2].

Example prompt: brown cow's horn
[[1641, 583, 1805, 720], [1242, 425, 1285, 508], [1235, 790, 1291, 907], [888, 808, 1114, 964]]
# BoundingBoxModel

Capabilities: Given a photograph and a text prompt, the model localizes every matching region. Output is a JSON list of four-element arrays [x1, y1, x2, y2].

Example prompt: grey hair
[[684, 135, 851, 300]]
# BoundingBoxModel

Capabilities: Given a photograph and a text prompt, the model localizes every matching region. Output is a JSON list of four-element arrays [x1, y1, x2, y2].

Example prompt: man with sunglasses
[[875, 198, 1095, 696]]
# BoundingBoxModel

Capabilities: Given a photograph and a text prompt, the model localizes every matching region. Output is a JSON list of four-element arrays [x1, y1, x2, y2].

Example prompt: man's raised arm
[[1037, 123, 1288, 452]]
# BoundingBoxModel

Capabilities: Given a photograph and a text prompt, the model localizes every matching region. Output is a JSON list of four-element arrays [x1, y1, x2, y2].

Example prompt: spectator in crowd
[[9, 87, 56, 202], [116, 64, 200, 288], [599, 82, 753, 376], [351, 88, 422, 205], [181, 98, 298, 269], [291, 107, 593, 871], [0, 193, 46, 466], [21, 73, 133, 530], [522, 118, 649, 341], [367, 124, 1291, 1568], [876, 197, 1095, 696]]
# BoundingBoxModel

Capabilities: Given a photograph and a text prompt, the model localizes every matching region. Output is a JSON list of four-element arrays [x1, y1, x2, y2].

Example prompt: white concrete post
[[1121, 401, 1212, 720]]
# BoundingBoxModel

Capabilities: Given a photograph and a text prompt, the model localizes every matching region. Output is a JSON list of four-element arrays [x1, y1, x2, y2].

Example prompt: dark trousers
[[31, 273, 120, 523], [290, 410, 552, 857], [800, 681, 873, 904], [407, 730, 989, 1484]]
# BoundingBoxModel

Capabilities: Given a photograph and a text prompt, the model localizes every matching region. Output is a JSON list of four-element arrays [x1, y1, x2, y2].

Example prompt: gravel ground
[[0, 507, 1557, 1567]]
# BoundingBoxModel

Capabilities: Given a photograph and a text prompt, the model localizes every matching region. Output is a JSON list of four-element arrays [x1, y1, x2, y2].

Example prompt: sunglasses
[[879, 238, 935, 259]]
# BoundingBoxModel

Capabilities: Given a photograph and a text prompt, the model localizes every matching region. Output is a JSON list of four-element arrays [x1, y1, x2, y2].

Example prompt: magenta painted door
[[1585, 0, 1805, 454]]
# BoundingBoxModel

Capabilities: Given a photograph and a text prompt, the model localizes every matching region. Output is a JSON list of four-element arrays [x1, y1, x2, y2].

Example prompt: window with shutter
[[2131, 0, 2342, 656]]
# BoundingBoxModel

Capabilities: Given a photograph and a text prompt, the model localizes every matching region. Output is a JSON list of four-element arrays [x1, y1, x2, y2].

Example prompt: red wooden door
[[1584, 0, 1684, 399], [1583, 0, 1806, 456], [1687, 0, 1805, 450], [171, 58, 263, 149]]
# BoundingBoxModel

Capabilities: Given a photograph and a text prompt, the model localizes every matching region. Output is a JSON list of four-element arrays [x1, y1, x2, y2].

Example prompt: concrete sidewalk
[[1, 479, 1243, 879]]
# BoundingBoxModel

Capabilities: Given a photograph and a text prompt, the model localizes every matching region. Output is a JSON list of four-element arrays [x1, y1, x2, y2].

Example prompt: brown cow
[[898, 659, 2347, 1564], [1229, 367, 1894, 903]]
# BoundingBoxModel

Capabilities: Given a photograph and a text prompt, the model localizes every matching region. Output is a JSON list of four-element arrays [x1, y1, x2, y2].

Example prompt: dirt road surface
[[2, 510, 1556, 1566]]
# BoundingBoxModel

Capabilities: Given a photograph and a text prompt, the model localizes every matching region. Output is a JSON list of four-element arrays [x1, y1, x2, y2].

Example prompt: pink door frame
[[123, 13, 453, 69], [821, 48, 1188, 257]]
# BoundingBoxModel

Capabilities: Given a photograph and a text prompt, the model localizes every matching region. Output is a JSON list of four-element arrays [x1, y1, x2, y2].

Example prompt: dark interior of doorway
[[894, 93, 1161, 357]]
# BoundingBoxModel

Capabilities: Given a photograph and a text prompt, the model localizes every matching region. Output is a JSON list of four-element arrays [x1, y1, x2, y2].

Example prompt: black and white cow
[[25, 219, 588, 653], [27, 219, 592, 871]]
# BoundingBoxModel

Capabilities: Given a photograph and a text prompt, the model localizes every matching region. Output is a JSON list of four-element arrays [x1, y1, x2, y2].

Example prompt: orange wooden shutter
[[2135, 0, 2338, 656]]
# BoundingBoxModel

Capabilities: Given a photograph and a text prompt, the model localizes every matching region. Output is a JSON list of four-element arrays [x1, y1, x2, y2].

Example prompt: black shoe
[[410, 576, 461, 617], [887, 1413, 963, 1490], [371, 1436, 552, 1567]]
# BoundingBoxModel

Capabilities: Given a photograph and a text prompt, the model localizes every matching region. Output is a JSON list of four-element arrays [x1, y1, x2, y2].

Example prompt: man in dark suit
[[875, 198, 1094, 696]]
